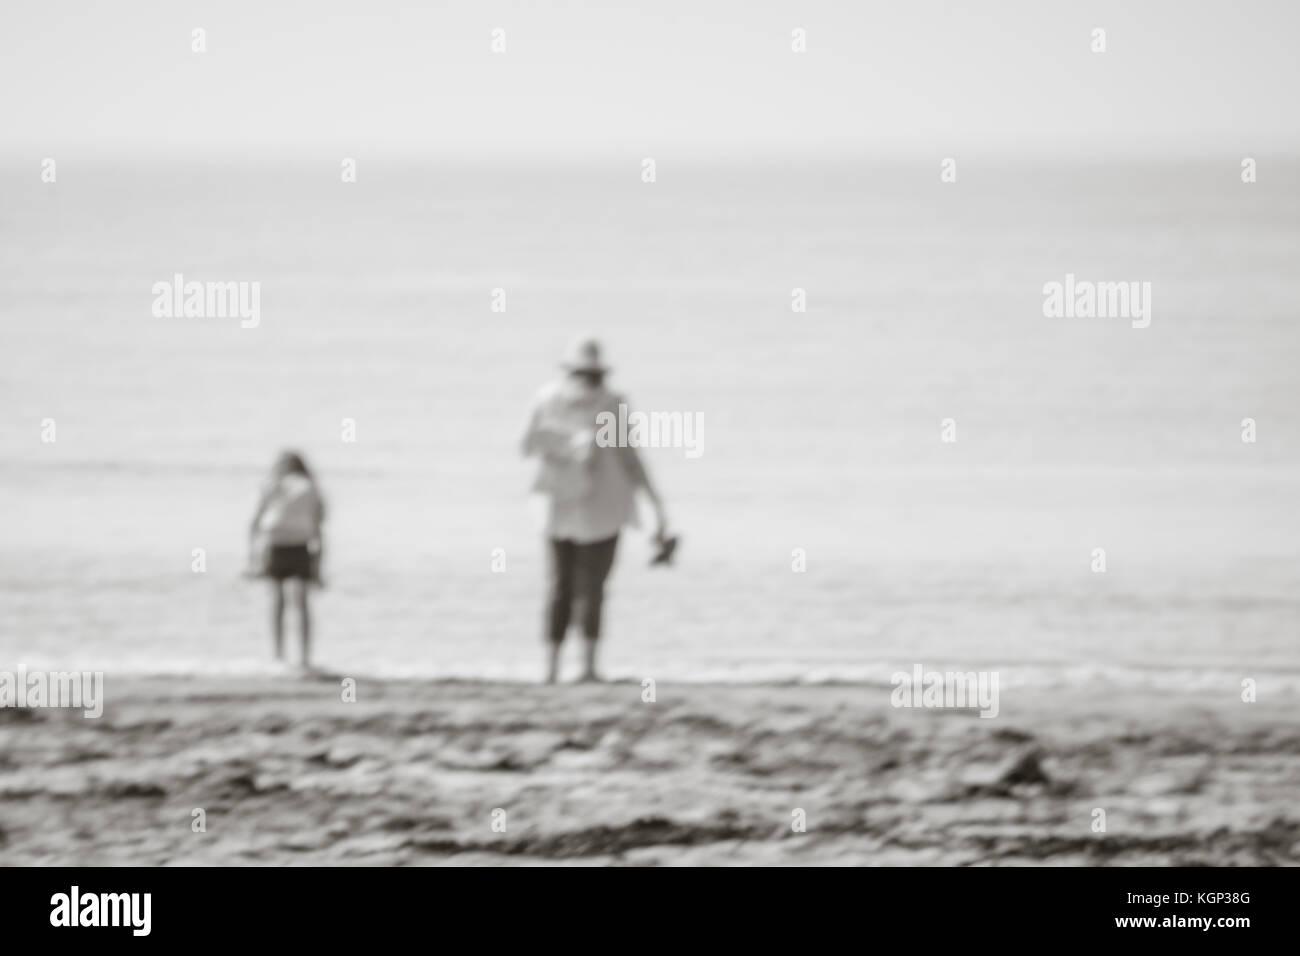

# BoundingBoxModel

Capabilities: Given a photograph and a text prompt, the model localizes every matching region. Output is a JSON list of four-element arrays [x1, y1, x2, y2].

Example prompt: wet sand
[[1, 676, 1296, 865]]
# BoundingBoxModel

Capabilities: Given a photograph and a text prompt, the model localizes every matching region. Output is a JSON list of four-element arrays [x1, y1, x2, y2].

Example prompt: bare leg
[[580, 637, 600, 683], [545, 642, 561, 684], [544, 539, 575, 684], [270, 580, 285, 661], [294, 579, 312, 669]]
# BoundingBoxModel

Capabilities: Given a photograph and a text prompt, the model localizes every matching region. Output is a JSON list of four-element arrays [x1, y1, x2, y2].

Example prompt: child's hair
[[271, 450, 314, 482]]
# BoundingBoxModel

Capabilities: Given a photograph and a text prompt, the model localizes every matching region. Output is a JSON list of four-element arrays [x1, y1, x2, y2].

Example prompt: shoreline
[[5, 664, 1297, 694]]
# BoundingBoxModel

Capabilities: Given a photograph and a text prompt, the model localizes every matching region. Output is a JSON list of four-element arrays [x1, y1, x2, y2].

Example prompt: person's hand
[[570, 428, 595, 451]]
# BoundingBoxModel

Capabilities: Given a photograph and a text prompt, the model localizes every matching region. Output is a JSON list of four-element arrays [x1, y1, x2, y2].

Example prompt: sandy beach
[[2, 676, 1295, 866]]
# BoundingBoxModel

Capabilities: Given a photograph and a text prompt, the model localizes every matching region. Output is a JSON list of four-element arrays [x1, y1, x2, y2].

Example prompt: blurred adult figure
[[522, 339, 668, 682]]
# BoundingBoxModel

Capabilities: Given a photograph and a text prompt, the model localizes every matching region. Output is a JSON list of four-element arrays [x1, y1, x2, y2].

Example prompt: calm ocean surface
[[3, 158, 1298, 687]]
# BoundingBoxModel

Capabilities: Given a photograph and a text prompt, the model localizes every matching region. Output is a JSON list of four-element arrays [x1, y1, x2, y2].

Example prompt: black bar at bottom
[[0, 865, 1284, 942]]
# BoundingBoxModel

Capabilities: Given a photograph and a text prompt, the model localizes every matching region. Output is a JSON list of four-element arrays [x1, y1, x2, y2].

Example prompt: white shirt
[[257, 474, 323, 546], [523, 379, 639, 543]]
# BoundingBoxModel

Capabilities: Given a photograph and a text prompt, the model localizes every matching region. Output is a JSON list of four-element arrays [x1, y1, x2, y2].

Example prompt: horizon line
[[3, 145, 1297, 165]]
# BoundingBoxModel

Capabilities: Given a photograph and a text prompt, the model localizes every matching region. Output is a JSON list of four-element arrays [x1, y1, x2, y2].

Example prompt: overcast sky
[[3, 0, 1297, 158]]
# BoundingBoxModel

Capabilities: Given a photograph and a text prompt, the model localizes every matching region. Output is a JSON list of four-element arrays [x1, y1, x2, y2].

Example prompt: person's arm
[[248, 485, 272, 542], [617, 443, 667, 537], [522, 401, 584, 462], [607, 393, 666, 534], [521, 404, 545, 458], [309, 489, 326, 583]]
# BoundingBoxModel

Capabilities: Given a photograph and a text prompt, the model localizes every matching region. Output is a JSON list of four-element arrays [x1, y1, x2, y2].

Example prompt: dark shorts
[[267, 544, 313, 581]]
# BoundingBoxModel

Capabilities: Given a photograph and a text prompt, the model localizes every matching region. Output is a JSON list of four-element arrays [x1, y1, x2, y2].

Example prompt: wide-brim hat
[[559, 337, 611, 374]]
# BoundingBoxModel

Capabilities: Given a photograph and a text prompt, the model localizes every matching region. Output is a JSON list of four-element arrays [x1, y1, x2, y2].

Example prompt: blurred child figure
[[249, 451, 325, 668]]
